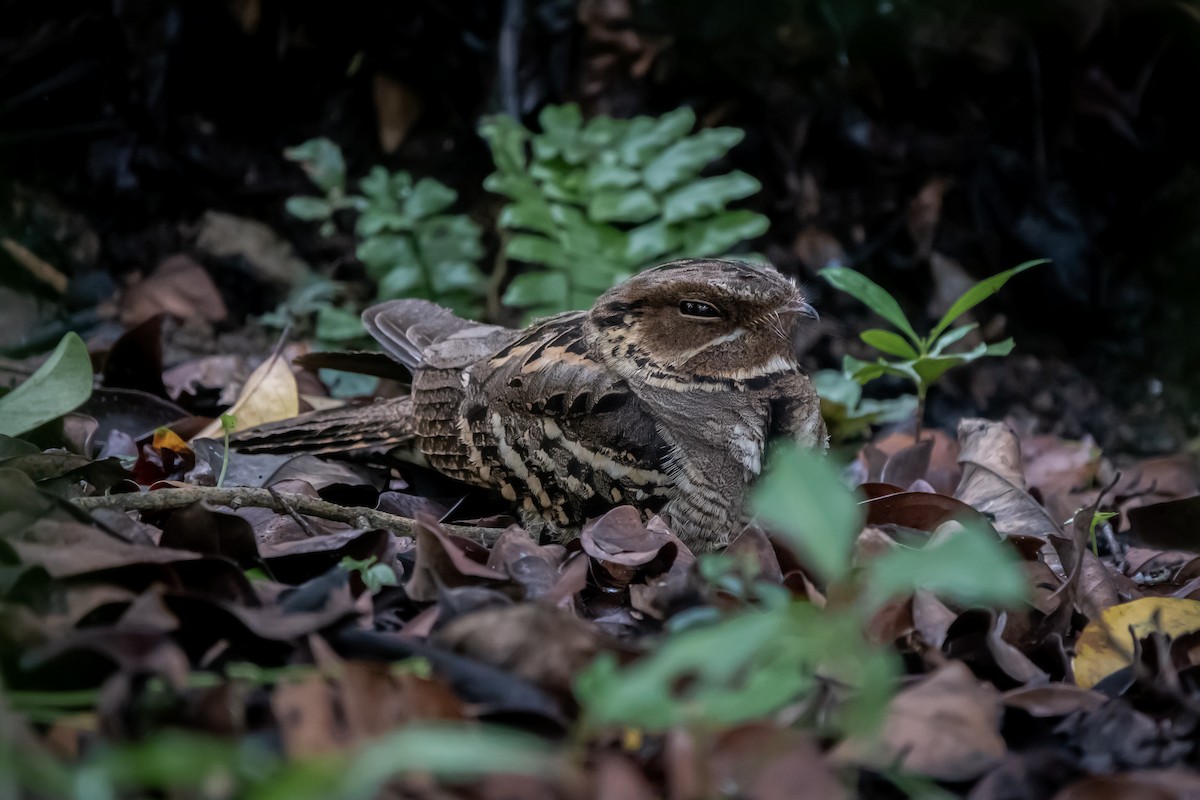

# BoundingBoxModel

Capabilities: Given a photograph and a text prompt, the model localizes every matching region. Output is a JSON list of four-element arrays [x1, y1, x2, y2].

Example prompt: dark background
[[4, 0, 1199, 451]]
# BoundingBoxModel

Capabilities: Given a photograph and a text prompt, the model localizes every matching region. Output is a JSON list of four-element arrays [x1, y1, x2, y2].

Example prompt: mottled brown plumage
[[234, 258, 827, 550]]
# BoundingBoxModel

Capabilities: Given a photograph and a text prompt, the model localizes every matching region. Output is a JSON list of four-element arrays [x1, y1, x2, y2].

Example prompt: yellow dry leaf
[[192, 352, 298, 440], [1073, 596, 1200, 689], [151, 427, 191, 455]]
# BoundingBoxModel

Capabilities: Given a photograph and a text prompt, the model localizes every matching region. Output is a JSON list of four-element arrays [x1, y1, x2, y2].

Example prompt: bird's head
[[588, 259, 819, 389]]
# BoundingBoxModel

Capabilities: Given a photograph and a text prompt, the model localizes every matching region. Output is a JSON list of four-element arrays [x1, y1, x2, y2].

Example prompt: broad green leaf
[[284, 137, 346, 193], [506, 233, 573, 271], [984, 338, 1015, 356], [619, 108, 696, 166], [377, 264, 425, 299], [530, 160, 585, 204], [479, 115, 530, 175], [575, 604, 821, 730], [357, 234, 418, 279], [642, 127, 744, 192], [821, 267, 920, 344], [356, 208, 409, 237], [751, 444, 862, 581], [339, 724, 557, 794], [580, 115, 628, 149], [582, 159, 641, 192], [587, 189, 659, 223], [928, 323, 978, 355], [430, 261, 485, 295], [625, 220, 681, 266], [503, 270, 569, 308], [865, 523, 1028, 611], [284, 196, 333, 222], [928, 259, 1048, 340], [813, 368, 863, 409], [842, 355, 887, 384], [416, 216, 484, 268], [538, 103, 583, 138], [404, 178, 457, 221], [0, 332, 93, 438], [358, 165, 392, 201], [386, 171, 414, 198], [661, 171, 760, 223], [860, 329, 919, 359], [498, 201, 558, 237], [678, 210, 769, 255], [315, 307, 366, 341]]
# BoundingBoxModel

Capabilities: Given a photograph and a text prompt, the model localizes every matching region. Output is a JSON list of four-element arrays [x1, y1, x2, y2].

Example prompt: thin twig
[[72, 486, 505, 546]]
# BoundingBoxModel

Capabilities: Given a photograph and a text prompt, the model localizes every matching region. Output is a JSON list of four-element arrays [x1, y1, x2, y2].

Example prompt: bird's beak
[[781, 298, 819, 321]]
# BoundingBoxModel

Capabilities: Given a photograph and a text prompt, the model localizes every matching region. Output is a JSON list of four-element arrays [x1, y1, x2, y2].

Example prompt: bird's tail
[[230, 396, 417, 455]]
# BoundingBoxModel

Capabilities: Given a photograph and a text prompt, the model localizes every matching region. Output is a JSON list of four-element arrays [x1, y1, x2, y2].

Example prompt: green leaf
[[575, 604, 821, 730], [358, 165, 392, 201], [506, 233, 572, 271], [678, 210, 769, 255], [404, 178, 457, 221], [285, 196, 333, 222], [820, 267, 920, 344], [479, 115, 530, 175], [865, 523, 1029, 611], [643, 127, 744, 192], [429, 261, 485, 295], [619, 108, 696, 166], [928, 323, 978, 355], [984, 338, 1015, 356], [376, 264, 425, 299], [538, 103, 583, 138], [842, 355, 887, 384], [503, 271, 569, 309], [498, 201, 558, 237], [0, 333, 93, 438], [416, 216, 484, 268], [315, 307, 366, 341], [284, 137, 346, 193], [356, 208, 409, 237], [356, 234, 419, 280], [750, 444, 862, 582], [587, 189, 660, 223], [624, 220, 681, 266], [661, 171, 760, 223], [582, 159, 641, 192], [928, 259, 1049, 340], [860, 329, 919, 358]]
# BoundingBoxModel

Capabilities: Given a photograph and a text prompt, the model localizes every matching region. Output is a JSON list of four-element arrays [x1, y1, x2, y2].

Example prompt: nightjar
[[235, 259, 827, 550]]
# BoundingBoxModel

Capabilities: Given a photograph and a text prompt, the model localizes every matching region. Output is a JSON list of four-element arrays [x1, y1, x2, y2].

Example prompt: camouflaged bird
[[235, 259, 827, 550]]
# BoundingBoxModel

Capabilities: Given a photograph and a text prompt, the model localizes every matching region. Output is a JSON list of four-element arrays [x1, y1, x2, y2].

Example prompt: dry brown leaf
[[373, 73, 423, 154], [192, 351, 299, 440], [119, 255, 228, 327], [832, 661, 1005, 781]]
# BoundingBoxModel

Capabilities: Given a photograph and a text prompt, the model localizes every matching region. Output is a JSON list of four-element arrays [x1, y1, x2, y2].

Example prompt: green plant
[[821, 259, 1048, 439], [0, 332, 92, 438], [575, 444, 1028, 735], [812, 369, 918, 443], [480, 104, 769, 319], [338, 555, 399, 594], [284, 138, 487, 332]]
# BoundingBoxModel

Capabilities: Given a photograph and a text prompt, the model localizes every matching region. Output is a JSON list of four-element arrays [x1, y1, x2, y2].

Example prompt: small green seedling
[[338, 555, 399, 594], [216, 413, 236, 488], [822, 259, 1048, 439]]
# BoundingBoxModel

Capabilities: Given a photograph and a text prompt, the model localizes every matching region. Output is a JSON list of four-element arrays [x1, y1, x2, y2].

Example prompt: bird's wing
[[463, 313, 671, 508], [362, 299, 509, 371]]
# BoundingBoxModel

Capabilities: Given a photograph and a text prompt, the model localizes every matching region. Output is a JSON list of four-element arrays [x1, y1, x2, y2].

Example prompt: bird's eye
[[678, 299, 722, 318]]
